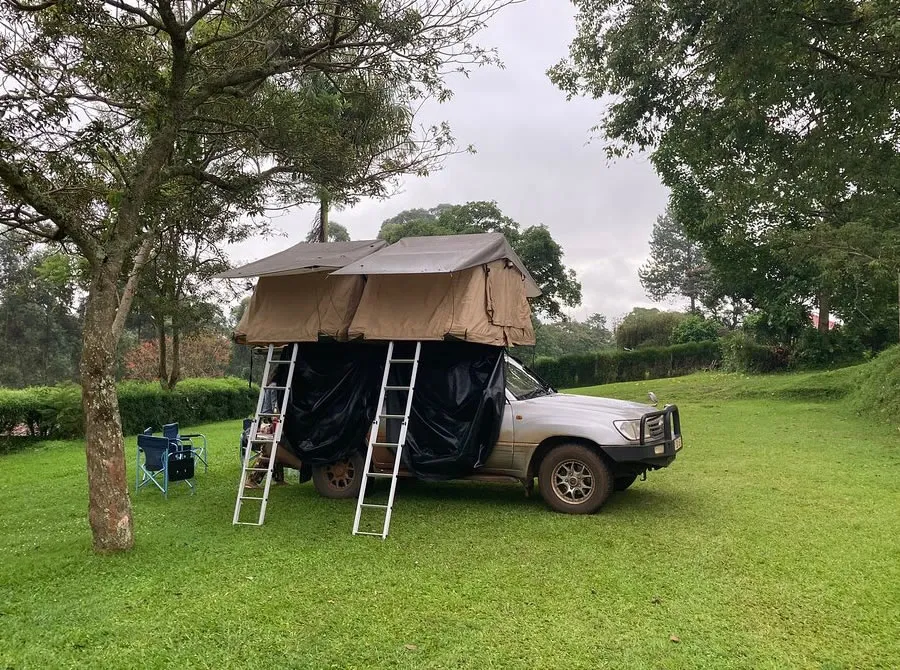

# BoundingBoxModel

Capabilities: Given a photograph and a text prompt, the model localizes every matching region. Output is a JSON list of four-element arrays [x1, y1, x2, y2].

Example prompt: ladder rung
[[365, 472, 394, 479], [234, 521, 263, 526], [361, 503, 389, 509], [389, 359, 416, 364], [372, 442, 400, 448], [244, 467, 270, 472], [384, 386, 411, 391], [268, 360, 292, 364], [257, 413, 281, 417], [379, 414, 406, 420], [265, 385, 288, 390], [354, 531, 385, 537], [239, 495, 265, 501], [251, 436, 275, 442]]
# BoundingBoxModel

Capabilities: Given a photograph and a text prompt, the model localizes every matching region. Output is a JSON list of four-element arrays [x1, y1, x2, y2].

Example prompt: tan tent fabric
[[486, 260, 532, 328], [348, 260, 535, 346], [234, 272, 366, 344], [216, 240, 387, 278], [332, 232, 542, 298]]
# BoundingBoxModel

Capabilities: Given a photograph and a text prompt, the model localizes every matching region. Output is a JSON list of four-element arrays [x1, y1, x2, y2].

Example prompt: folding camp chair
[[136, 433, 197, 497], [163, 422, 208, 473], [239, 418, 253, 464]]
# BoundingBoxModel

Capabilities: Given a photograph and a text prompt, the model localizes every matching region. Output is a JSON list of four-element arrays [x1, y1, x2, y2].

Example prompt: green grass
[[1, 370, 898, 669]]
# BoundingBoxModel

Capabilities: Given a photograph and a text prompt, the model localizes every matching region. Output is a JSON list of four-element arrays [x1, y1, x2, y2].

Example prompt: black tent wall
[[279, 341, 505, 479]]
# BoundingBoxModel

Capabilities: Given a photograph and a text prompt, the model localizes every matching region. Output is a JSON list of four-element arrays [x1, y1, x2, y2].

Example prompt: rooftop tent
[[217, 240, 387, 344], [332, 233, 540, 347]]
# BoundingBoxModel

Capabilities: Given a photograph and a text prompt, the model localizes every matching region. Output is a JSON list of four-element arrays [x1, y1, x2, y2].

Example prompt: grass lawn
[[1, 370, 898, 669]]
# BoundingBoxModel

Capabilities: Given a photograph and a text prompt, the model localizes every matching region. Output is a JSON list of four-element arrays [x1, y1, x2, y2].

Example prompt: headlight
[[613, 419, 641, 441]]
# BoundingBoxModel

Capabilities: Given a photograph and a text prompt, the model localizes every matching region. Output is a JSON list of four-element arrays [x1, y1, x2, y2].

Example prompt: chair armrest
[[181, 433, 207, 448]]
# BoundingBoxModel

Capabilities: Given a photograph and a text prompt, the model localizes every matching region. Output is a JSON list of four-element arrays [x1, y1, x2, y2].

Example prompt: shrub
[[0, 386, 58, 437], [123, 333, 232, 381], [615, 308, 688, 349], [719, 332, 788, 373], [533, 340, 721, 388], [0, 377, 256, 441], [670, 315, 720, 344], [790, 327, 866, 370]]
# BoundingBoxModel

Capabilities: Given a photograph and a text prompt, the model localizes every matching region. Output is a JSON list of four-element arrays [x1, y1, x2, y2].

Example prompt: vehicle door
[[483, 391, 515, 469]]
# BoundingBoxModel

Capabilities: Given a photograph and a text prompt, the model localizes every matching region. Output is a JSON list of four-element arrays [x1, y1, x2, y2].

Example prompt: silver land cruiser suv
[[311, 355, 682, 514]]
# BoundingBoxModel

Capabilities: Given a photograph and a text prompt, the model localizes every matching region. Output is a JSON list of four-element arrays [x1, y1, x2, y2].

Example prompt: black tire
[[312, 452, 364, 499], [538, 444, 613, 514], [614, 474, 638, 492]]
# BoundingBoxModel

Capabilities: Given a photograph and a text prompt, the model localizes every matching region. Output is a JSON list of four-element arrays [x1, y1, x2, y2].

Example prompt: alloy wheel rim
[[551, 459, 594, 503]]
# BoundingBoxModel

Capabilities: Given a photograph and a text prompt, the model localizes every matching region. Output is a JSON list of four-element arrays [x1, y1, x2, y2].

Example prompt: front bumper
[[601, 404, 682, 468]]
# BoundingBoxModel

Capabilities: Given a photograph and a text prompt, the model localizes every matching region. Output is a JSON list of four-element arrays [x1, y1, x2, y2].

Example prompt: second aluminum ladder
[[352, 341, 421, 539]]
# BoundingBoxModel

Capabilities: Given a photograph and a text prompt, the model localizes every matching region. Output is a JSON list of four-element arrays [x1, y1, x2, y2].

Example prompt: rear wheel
[[538, 444, 613, 514], [614, 474, 638, 492], [312, 452, 364, 499]]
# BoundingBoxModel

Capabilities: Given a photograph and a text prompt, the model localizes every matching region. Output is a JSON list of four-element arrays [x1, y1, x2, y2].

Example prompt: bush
[[615, 308, 688, 349], [533, 340, 721, 388], [123, 334, 232, 381], [0, 377, 256, 441], [850, 345, 900, 427], [791, 327, 866, 370], [671, 315, 720, 344], [719, 332, 789, 373], [0, 386, 58, 437]]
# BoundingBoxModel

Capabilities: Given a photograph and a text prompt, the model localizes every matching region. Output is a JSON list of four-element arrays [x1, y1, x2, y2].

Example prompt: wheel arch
[[526, 435, 612, 480]]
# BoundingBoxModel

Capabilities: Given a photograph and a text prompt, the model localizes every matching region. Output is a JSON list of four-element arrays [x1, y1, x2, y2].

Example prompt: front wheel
[[538, 444, 613, 514], [312, 452, 364, 499]]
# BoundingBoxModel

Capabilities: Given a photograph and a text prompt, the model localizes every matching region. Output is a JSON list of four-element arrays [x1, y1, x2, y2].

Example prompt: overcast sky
[[228, 0, 672, 322]]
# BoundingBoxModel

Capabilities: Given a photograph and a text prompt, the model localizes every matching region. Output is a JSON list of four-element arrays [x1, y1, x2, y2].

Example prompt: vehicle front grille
[[644, 414, 666, 441]]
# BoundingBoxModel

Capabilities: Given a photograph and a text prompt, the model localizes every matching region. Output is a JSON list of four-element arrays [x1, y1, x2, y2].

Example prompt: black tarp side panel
[[387, 342, 505, 480], [281, 342, 387, 464], [274, 340, 504, 478]]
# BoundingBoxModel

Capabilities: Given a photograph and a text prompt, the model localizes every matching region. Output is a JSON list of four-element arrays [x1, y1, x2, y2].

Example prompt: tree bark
[[817, 291, 831, 333], [157, 318, 168, 389], [81, 265, 134, 553], [319, 192, 329, 243], [167, 323, 181, 389]]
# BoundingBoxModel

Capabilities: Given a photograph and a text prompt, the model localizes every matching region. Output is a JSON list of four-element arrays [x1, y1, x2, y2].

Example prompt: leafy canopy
[[551, 0, 900, 343]]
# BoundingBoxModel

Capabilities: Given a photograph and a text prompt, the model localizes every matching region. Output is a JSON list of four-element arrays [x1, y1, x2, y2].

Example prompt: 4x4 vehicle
[[312, 355, 682, 514]]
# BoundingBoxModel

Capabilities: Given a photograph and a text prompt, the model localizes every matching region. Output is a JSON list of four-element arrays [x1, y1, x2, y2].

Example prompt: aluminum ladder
[[233, 343, 298, 526], [352, 341, 421, 539]]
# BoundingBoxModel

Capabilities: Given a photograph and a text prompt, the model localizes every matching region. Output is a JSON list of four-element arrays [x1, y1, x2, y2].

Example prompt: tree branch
[[101, 0, 166, 31], [0, 156, 101, 262], [112, 234, 155, 339]]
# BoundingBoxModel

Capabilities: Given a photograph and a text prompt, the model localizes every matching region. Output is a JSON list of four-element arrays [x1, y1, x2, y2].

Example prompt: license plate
[[674, 436, 683, 451]]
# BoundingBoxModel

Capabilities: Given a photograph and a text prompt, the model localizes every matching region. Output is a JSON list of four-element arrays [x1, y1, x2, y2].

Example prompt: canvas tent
[[334, 233, 539, 347], [217, 240, 387, 344], [223, 233, 539, 478]]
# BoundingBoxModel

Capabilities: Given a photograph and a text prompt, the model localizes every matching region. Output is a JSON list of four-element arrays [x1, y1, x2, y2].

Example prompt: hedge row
[[0, 377, 257, 440], [533, 341, 723, 389]]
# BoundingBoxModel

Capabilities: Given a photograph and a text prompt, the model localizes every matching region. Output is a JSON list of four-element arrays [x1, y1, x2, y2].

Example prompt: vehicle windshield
[[505, 356, 553, 400]]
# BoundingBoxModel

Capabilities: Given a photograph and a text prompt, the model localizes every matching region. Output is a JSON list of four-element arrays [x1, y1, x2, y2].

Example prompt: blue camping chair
[[136, 433, 197, 497], [163, 422, 208, 473]]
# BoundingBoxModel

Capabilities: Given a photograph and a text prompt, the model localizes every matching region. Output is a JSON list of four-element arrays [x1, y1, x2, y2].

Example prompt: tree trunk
[[817, 291, 831, 334], [319, 192, 329, 243], [167, 323, 181, 390], [157, 318, 168, 389], [81, 266, 134, 554]]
